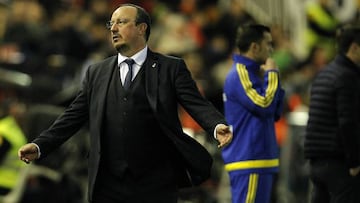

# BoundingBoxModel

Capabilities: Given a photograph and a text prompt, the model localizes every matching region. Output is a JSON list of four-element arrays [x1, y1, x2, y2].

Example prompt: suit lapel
[[145, 50, 159, 111], [97, 56, 118, 133], [97, 52, 158, 117]]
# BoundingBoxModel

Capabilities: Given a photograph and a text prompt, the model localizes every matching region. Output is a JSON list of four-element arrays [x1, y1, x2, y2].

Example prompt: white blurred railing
[[244, 0, 308, 59]]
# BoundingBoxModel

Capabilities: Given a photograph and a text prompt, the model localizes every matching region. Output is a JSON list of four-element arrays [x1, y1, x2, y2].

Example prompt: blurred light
[[287, 111, 309, 126], [0, 68, 32, 87]]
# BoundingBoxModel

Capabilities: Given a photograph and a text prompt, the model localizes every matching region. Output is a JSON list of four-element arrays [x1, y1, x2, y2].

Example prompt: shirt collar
[[117, 46, 148, 66], [233, 54, 260, 71], [336, 54, 359, 68]]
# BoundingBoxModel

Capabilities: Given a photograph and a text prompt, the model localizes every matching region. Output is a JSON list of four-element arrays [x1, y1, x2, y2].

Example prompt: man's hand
[[215, 124, 233, 148], [349, 166, 360, 177], [260, 58, 278, 72], [18, 143, 39, 164]]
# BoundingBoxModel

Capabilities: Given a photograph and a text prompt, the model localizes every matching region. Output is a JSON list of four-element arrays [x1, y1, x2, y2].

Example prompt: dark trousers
[[309, 159, 360, 203], [92, 161, 178, 203]]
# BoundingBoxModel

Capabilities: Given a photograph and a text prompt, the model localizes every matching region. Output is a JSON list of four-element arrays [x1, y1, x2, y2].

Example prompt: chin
[[113, 41, 123, 48], [115, 44, 130, 54]]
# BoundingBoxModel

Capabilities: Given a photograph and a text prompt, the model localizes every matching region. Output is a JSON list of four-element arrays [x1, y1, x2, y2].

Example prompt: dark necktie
[[123, 58, 135, 90]]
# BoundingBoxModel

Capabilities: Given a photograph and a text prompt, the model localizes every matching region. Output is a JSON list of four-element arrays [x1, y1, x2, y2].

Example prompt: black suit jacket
[[33, 49, 227, 200]]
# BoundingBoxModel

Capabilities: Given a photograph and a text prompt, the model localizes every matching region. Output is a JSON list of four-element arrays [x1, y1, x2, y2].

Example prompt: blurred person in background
[[304, 0, 338, 61], [0, 99, 27, 196], [0, 0, 46, 74], [304, 23, 360, 203], [0, 2, 8, 41], [18, 3, 232, 203], [221, 24, 285, 203]]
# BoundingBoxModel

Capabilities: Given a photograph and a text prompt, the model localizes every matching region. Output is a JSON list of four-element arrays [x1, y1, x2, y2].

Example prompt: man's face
[[109, 6, 141, 53], [255, 32, 273, 64]]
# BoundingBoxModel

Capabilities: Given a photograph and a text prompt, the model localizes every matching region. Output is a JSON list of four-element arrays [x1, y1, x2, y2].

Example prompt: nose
[[269, 46, 274, 55], [110, 24, 117, 32]]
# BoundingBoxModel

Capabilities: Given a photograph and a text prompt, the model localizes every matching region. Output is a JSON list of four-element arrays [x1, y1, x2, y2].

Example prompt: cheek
[[119, 25, 133, 35], [266, 46, 272, 52], [122, 29, 138, 40], [119, 28, 130, 38], [265, 47, 272, 56], [260, 48, 268, 56]]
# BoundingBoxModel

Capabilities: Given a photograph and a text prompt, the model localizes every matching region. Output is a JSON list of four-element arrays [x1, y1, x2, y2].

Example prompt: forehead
[[111, 6, 137, 20]]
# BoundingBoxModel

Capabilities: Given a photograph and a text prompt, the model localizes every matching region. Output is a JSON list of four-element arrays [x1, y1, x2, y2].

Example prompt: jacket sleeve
[[174, 59, 226, 135], [234, 64, 284, 118], [32, 67, 91, 158]]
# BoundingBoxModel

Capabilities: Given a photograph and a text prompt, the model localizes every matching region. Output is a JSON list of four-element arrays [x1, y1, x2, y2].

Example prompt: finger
[[218, 143, 228, 148], [217, 141, 227, 148], [217, 140, 224, 148], [19, 146, 27, 154], [18, 150, 26, 159], [21, 157, 30, 164]]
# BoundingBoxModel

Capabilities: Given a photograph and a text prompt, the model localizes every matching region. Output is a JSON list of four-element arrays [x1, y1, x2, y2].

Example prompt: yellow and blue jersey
[[222, 54, 285, 175]]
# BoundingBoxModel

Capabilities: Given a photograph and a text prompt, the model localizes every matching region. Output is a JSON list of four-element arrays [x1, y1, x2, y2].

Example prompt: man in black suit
[[18, 3, 232, 203]]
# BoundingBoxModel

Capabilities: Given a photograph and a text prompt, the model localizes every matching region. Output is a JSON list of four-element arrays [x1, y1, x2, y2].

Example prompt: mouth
[[112, 34, 120, 42]]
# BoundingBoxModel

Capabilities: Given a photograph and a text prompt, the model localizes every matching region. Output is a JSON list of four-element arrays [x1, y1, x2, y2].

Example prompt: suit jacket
[[32, 49, 227, 200]]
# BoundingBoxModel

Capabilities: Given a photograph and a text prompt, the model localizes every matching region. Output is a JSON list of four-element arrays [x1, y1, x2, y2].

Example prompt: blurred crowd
[[0, 0, 359, 202]]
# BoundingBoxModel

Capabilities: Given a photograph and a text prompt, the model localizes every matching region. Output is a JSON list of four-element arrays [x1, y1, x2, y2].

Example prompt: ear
[[347, 42, 357, 55], [351, 42, 359, 51], [138, 23, 147, 36], [346, 42, 360, 62], [249, 42, 260, 53]]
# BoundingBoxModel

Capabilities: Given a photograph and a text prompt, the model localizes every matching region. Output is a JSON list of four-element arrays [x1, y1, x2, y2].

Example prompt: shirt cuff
[[32, 142, 41, 159], [213, 124, 225, 139], [214, 124, 232, 139]]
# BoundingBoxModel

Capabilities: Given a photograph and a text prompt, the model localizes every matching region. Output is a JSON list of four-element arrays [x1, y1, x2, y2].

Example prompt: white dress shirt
[[118, 46, 148, 85]]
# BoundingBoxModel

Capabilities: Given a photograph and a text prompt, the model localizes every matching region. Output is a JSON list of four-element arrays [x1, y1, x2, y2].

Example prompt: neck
[[118, 39, 146, 57], [242, 52, 256, 62]]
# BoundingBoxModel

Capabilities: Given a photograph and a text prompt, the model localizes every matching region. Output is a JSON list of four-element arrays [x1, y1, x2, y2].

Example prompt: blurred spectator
[[199, 0, 257, 93], [214, 0, 255, 55], [304, 0, 338, 60], [209, 54, 233, 113], [87, 0, 111, 22], [0, 99, 27, 197], [1, 0, 47, 74], [285, 45, 328, 111], [150, 12, 198, 55], [0, 2, 8, 41], [271, 24, 296, 78], [20, 104, 88, 203]]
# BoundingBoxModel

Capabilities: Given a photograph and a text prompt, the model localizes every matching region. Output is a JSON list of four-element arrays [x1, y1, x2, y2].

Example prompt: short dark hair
[[120, 3, 151, 41], [235, 24, 271, 53], [336, 23, 360, 54]]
